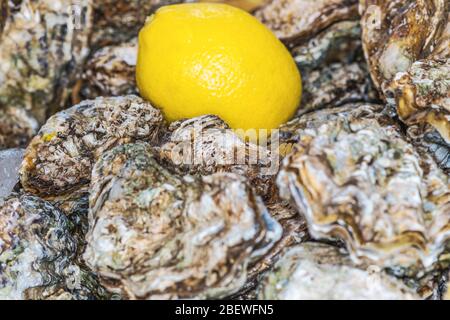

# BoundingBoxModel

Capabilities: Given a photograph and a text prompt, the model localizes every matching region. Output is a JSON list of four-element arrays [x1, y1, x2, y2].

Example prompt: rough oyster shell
[[258, 243, 420, 299], [254, 0, 359, 45], [0, 0, 92, 126], [360, 1, 449, 169], [0, 194, 108, 300], [387, 59, 450, 170], [20, 95, 165, 199], [287, 19, 379, 116], [277, 103, 450, 272], [0, 107, 38, 150], [359, 0, 448, 91], [84, 143, 282, 299], [157, 115, 279, 200], [91, 0, 183, 48], [299, 61, 377, 116], [79, 38, 138, 101]]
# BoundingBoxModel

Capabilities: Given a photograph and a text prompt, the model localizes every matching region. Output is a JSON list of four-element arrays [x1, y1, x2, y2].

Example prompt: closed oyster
[[360, 0, 449, 169], [84, 143, 282, 299], [0, 0, 92, 127], [79, 38, 138, 101], [0, 107, 38, 150], [359, 0, 448, 90], [0, 194, 109, 300], [387, 59, 450, 170], [258, 243, 420, 300], [91, 0, 183, 48], [292, 20, 362, 71], [20, 95, 165, 200], [283, 14, 379, 115], [254, 0, 359, 45], [277, 103, 450, 273], [299, 61, 377, 116], [157, 115, 279, 200]]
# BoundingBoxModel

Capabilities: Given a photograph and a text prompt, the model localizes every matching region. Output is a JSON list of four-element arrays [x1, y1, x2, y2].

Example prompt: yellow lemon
[[136, 3, 302, 132]]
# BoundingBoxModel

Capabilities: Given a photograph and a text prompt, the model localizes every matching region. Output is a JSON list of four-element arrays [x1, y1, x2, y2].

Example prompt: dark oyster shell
[[79, 38, 138, 101], [157, 115, 279, 200], [0, 0, 93, 126], [360, 0, 449, 169], [277, 103, 450, 272], [91, 0, 183, 48], [0, 194, 108, 300], [20, 95, 165, 199], [255, 0, 359, 45], [84, 143, 282, 299], [258, 243, 420, 299]]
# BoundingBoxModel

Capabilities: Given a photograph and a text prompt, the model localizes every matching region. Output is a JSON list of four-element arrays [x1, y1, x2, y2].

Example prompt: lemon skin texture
[[136, 3, 302, 131]]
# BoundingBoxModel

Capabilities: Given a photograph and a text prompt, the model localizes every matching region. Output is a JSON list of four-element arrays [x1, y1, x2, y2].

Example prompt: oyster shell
[[359, 0, 448, 91], [91, 0, 183, 48], [360, 1, 449, 169], [286, 16, 379, 115], [20, 95, 165, 200], [79, 38, 138, 101], [292, 20, 362, 71], [254, 0, 359, 45], [84, 142, 282, 299], [258, 243, 421, 300], [277, 103, 450, 272], [0, 193, 109, 300], [157, 115, 279, 200], [0, 0, 93, 126], [387, 59, 450, 170], [0, 107, 38, 150], [299, 61, 377, 116]]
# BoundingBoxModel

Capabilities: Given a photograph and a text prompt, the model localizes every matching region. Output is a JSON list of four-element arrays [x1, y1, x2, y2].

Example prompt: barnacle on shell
[[84, 142, 282, 299], [20, 95, 165, 200], [0, 0, 93, 127], [79, 38, 138, 101], [258, 243, 421, 299], [255, 0, 359, 45], [0, 107, 38, 150], [277, 103, 450, 272], [0, 194, 109, 300]]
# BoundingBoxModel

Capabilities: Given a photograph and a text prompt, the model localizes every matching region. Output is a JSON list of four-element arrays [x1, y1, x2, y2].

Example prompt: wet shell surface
[[0, 194, 109, 300], [255, 0, 359, 45], [19, 95, 165, 199], [0, 0, 93, 127], [277, 103, 450, 272], [84, 143, 282, 299], [258, 243, 421, 300]]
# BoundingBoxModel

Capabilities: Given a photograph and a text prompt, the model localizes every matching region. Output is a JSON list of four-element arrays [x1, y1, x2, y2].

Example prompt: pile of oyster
[[0, 0, 449, 300]]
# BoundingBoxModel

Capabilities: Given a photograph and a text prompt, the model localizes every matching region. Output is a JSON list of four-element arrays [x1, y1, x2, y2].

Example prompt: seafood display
[[0, 0, 449, 300]]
